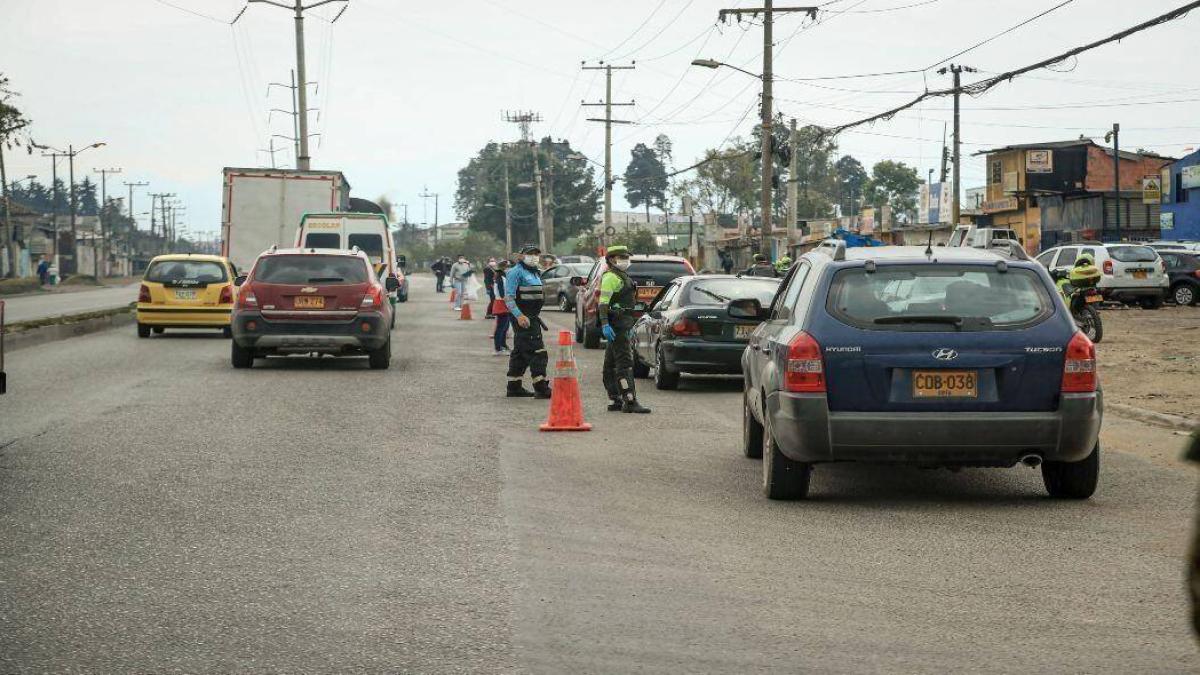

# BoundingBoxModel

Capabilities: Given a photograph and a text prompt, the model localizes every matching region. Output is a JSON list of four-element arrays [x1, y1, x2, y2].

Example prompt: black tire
[[1073, 305, 1103, 343], [222, 326, 233, 338], [230, 340, 254, 369], [1139, 295, 1164, 310], [152, 326, 165, 334], [654, 346, 680, 390], [763, 420, 811, 500], [743, 391, 763, 459], [137, 323, 151, 339], [633, 352, 651, 379], [1042, 442, 1099, 499], [1172, 283, 1198, 306], [558, 293, 571, 312], [368, 338, 392, 370], [583, 323, 601, 350], [574, 318, 583, 344]]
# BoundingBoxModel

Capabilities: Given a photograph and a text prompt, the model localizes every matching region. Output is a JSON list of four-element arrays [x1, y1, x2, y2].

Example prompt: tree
[[77, 176, 98, 216], [624, 143, 668, 221], [865, 160, 921, 218], [790, 124, 838, 221], [834, 155, 869, 216], [456, 137, 600, 247], [432, 230, 506, 261], [624, 228, 659, 254], [653, 134, 674, 171]]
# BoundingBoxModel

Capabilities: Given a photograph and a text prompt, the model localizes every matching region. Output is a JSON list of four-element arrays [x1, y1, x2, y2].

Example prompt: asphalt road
[[2, 283, 139, 323], [1, 274, 1196, 673]]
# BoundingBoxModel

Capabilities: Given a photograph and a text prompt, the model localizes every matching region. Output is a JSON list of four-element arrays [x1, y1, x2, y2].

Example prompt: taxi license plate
[[913, 370, 977, 399], [173, 289, 196, 300], [1084, 292, 1103, 303], [294, 296, 325, 309], [636, 286, 660, 302], [735, 324, 755, 339], [1132, 270, 1148, 279]]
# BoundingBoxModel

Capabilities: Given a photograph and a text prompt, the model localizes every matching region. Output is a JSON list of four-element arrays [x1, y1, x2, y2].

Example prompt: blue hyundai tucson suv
[[738, 241, 1102, 501]]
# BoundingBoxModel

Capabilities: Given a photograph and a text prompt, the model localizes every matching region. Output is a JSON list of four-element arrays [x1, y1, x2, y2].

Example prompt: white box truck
[[220, 167, 350, 273]]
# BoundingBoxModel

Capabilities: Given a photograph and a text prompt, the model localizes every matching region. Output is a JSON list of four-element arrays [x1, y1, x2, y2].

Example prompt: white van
[[294, 212, 407, 302]]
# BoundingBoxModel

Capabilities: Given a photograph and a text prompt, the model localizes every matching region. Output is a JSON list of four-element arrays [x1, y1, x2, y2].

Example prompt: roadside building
[[1160, 148, 1200, 241], [973, 140, 1173, 252]]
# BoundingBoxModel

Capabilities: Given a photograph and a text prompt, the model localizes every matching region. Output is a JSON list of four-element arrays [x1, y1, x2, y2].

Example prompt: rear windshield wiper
[[692, 286, 731, 303], [874, 315, 964, 327], [307, 277, 344, 283]]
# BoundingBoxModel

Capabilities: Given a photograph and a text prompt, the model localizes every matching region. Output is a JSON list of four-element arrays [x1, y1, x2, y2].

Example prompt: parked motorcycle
[[1052, 270, 1104, 343]]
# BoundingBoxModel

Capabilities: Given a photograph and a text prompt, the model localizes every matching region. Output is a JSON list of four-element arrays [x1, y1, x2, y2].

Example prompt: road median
[[4, 305, 135, 352]]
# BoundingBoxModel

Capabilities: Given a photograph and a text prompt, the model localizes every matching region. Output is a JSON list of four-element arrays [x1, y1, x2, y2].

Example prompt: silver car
[[541, 262, 592, 312]]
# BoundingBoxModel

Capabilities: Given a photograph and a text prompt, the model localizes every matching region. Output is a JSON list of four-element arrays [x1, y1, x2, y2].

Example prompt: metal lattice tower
[[502, 110, 542, 143]]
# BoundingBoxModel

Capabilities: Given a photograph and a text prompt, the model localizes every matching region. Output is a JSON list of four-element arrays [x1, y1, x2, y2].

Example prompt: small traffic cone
[[540, 330, 592, 432], [459, 302, 473, 320]]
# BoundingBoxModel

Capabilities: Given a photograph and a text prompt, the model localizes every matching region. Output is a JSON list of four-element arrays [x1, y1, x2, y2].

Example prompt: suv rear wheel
[[231, 340, 254, 369], [763, 420, 811, 500], [368, 337, 392, 370], [743, 392, 763, 459], [583, 323, 601, 349], [1042, 442, 1099, 499], [1172, 283, 1197, 306]]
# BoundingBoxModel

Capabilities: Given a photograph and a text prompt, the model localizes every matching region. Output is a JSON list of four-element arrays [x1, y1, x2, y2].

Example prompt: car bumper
[[231, 311, 389, 353], [767, 390, 1103, 466], [663, 340, 746, 375], [136, 305, 232, 327], [1100, 285, 1166, 300]]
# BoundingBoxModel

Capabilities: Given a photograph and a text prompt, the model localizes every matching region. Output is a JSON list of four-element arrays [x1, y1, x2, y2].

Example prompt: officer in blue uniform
[[504, 245, 552, 399]]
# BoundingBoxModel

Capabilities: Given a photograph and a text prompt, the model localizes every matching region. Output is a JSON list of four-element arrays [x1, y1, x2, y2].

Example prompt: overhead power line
[[926, 0, 1076, 72], [820, 0, 1200, 138]]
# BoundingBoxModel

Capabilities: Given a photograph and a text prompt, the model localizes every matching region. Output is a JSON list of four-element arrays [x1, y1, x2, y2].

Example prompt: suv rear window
[[685, 278, 778, 306], [253, 255, 369, 285], [303, 232, 341, 249], [145, 260, 227, 286], [628, 261, 692, 286], [1108, 245, 1157, 263], [827, 265, 1053, 332]]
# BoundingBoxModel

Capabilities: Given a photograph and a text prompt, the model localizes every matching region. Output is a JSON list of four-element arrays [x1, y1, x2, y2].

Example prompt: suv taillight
[[671, 318, 701, 336], [361, 285, 384, 308], [1102, 259, 1113, 275], [218, 285, 233, 304], [1061, 331, 1097, 393], [235, 283, 257, 309], [1159, 259, 1167, 275], [138, 284, 150, 303], [784, 331, 825, 393]]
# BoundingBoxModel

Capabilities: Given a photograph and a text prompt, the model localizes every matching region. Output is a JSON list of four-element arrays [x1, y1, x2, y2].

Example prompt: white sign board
[[1025, 150, 1053, 174]]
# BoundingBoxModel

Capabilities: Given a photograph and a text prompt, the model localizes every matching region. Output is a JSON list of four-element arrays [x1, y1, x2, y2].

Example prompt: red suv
[[230, 248, 397, 369], [573, 254, 694, 349]]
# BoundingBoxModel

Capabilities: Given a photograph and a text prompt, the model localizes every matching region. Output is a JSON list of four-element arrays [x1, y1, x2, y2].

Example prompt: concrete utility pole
[[1106, 123, 1121, 241], [43, 151, 60, 268], [716, 4, 818, 257], [149, 193, 175, 253], [247, 0, 348, 170], [269, 70, 319, 169], [419, 187, 439, 244], [93, 167, 121, 279], [124, 181, 149, 270], [582, 62, 636, 229], [939, 63, 976, 226], [787, 118, 798, 235], [503, 162, 513, 253], [531, 150, 547, 252], [0, 122, 22, 278], [939, 123, 949, 183]]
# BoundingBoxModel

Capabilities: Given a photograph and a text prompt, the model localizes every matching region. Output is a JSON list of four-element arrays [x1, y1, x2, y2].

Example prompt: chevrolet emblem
[[300, 286, 318, 293]]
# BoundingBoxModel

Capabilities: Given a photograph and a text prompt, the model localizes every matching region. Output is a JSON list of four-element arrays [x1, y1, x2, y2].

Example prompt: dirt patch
[[1097, 304, 1200, 421], [0, 278, 42, 296]]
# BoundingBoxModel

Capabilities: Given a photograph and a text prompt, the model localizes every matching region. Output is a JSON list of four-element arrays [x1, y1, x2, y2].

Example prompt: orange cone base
[[449, 289, 458, 304], [539, 375, 592, 432], [459, 303, 473, 320]]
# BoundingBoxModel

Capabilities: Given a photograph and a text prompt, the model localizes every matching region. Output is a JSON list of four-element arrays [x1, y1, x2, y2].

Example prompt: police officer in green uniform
[[598, 245, 651, 414]]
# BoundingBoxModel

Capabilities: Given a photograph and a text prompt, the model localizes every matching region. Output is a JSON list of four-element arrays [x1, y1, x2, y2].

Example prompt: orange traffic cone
[[540, 330, 592, 432], [449, 288, 458, 305], [460, 302, 473, 320]]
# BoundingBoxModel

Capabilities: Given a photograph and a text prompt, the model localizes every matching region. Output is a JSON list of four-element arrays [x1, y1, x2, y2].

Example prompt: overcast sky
[[2, 0, 1197, 238]]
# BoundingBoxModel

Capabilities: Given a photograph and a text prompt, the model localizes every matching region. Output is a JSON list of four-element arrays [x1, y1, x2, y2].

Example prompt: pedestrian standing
[[483, 257, 498, 319], [36, 257, 50, 286], [720, 249, 734, 275], [492, 259, 512, 356], [598, 245, 651, 413], [503, 245, 552, 399], [432, 257, 448, 293], [448, 254, 473, 311]]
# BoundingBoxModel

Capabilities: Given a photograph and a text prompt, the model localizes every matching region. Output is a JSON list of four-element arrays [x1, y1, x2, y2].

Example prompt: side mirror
[[728, 298, 767, 320], [234, 275, 247, 287], [570, 276, 585, 287], [385, 276, 400, 292]]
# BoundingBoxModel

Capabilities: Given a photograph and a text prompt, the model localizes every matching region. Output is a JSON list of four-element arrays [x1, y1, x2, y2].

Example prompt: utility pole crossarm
[[719, 6, 817, 21]]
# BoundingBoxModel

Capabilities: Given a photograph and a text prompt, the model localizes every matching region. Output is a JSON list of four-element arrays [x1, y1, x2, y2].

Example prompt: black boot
[[533, 380, 553, 400], [622, 399, 651, 414], [507, 380, 535, 398], [607, 399, 623, 412]]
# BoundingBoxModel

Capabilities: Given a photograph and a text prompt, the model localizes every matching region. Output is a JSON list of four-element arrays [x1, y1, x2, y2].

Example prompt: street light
[[690, 58, 763, 80]]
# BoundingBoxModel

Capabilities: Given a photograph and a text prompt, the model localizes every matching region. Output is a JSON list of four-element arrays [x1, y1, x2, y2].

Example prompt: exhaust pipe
[[1019, 454, 1043, 468]]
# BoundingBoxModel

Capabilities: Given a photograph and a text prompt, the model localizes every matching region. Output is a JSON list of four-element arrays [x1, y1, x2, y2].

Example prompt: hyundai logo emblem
[[932, 348, 958, 361]]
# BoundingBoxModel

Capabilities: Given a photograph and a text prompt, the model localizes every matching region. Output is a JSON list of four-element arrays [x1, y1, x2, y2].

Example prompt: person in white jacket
[[447, 255, 474, 310]]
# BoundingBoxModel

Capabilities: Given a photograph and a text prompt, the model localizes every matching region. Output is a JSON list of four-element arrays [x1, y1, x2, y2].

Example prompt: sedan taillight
[[671, 318, 701, 336], [1102, 260, 1113, 275], [1061, 331, 1097, 393], [784, 331, 825, 393], [138, 284, 150, 303]]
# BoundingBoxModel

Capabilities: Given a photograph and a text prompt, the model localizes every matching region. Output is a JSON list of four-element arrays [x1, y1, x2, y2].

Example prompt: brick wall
[[1084, 146, 1171, 192]]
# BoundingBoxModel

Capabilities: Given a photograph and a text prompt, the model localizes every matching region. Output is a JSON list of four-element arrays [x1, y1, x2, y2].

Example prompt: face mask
[[523, 255, 540, 267], [613, 258, 632, 271], [488, 260, 497, 268]]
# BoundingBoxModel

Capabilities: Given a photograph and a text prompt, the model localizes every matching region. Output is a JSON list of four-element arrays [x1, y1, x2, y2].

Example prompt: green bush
[[0, 277, 42, 295]]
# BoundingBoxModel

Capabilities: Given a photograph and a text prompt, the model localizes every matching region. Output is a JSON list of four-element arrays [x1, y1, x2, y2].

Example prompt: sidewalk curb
[[5, 308, 134, 353], [1107, 401, 1196, 432]]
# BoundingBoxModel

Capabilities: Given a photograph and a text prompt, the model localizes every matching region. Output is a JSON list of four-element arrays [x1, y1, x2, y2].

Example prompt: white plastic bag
[[464, 275, 482, 302]]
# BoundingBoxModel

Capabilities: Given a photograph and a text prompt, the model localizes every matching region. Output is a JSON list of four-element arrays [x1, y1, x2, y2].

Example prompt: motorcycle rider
[[774, 254, 793, 275], [1057, 253, 1101, 297], [598, 245, 651, 414], [744, 253, 777, 278]]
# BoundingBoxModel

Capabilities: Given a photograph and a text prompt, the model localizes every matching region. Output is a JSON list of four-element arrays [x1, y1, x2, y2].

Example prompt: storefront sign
[[860, 208, 875, 235], [1183, 165, 1200, 190], [1161, 212, 1175, 230], [1143, 175, 1162, 205], [1025, 150, 1053, 174], [983, 197, 1019, 214]]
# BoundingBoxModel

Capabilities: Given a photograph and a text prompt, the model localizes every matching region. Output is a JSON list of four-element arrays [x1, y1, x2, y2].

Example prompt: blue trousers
[[494, 314, 511, 351]]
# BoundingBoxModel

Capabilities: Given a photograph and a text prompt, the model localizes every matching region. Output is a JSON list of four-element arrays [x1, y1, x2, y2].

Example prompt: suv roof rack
[[815, 239, 846, 262], [989, 240, 1030, 261]]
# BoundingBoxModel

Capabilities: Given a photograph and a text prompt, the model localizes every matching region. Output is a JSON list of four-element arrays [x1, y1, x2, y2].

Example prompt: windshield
[[627, 261, 692, 286], [303, 232, 341, 249], [253, 255, 370, 284], [348, 233, 385, 263], [1108, 245, 1157, 263], [145, 260, 227, 286], [685, 278, 778, 306], [827, 265, 1053, 331]]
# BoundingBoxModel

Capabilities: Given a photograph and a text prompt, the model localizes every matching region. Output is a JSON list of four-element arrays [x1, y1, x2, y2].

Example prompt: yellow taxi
[[136, 254, 238, 338]]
